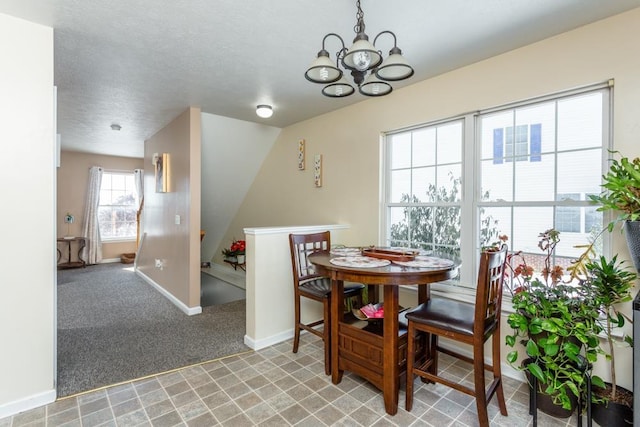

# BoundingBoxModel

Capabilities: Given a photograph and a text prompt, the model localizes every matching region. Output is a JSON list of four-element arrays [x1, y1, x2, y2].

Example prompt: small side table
[[57, 237, 87, 269], [223, 259, 246, 271]]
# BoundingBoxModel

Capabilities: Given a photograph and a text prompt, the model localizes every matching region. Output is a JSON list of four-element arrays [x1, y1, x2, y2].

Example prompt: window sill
[[101, 238, 136, 244]]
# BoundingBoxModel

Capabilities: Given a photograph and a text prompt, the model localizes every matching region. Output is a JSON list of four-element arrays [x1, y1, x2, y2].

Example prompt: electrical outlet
[[175, 214, 181, 225], [155, 259, 162, 268]]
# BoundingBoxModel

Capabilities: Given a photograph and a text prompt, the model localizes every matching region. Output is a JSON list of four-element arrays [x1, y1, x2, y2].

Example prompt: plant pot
[[522, 358, 577, 419], [592, 383, 633, 426], [623, 220, 640, 272], [236, 255, 245, 264]]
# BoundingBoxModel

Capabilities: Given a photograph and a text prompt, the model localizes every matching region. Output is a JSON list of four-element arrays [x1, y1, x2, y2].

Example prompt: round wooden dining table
[[308, 250, 458, 415]]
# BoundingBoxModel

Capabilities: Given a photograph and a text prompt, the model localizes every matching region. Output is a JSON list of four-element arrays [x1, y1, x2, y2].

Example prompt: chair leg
[[323, 297, 331, 375], [492, 331, 508, 416], [428, 334, 438, 377], [405, 322, 415, 411], [473, 342, 490, 427], [293, 294, 301, 354]]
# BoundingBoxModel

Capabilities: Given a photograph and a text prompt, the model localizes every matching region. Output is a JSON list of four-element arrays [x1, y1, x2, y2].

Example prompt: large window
[[99, 171, 137, 240], [385, 120, 463, 263], [382, 84, 610, 290]]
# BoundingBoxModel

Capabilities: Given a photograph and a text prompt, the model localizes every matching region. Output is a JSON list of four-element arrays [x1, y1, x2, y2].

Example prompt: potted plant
[[589, 151, 640, 271], [222, 239, 246, 263], [505, 229, 603, 417], [584, 255, 637, 426]]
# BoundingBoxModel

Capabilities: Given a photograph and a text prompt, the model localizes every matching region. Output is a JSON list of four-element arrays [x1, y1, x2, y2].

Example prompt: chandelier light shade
[[304, 49, 342, 83], [256, 105, 273, 118], [342, 37, 382, 72], [321, 77, 356, 98], [359, 70, 392, 97], [305, 0, 414, 98]]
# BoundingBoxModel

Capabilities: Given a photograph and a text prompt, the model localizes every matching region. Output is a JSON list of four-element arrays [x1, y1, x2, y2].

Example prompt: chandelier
[[304, 0, 414, 97]]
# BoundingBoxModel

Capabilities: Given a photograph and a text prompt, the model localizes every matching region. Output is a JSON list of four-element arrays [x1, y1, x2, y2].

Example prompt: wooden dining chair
[[405, 244, 508, 427], [289, 231, 365, 375]]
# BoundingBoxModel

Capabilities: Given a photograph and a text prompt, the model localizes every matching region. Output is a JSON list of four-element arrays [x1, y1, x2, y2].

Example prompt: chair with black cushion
[[289, 231, 365, 375], [405, 244, 508, 427]]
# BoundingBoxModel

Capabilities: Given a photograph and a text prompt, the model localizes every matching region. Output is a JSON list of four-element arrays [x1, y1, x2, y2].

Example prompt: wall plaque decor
[[314, 154, 322, 187], [298, 139, 305, 170]]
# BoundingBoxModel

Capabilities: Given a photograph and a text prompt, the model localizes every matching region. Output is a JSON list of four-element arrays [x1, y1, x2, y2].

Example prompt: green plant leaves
[[505, 336, 515, 348], [526, 362, 545, 383], [525, 339, 539, 357], [591, 375, 606, 389]]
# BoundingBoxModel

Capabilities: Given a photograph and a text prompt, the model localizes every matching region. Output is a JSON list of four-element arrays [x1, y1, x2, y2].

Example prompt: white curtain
[[134, 169, 144, 248], [134, 169, 144, 210], [82, 166, 103, 264]]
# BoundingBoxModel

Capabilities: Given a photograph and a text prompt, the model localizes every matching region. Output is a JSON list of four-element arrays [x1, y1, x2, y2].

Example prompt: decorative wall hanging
[[155, 153, 169, 193], [314, 154, 323, 187], [298, 139, 306, 170]]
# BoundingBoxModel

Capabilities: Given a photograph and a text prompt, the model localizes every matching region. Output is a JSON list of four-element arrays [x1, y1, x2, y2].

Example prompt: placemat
[[330, 247, 362, 256]]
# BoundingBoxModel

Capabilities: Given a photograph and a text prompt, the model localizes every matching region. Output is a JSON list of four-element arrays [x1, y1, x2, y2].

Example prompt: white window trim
[[99, 169, 138, 242], [380, 81, 613, 292]]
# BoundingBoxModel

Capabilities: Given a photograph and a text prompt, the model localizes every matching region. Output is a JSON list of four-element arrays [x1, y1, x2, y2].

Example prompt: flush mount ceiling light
[[256, 105, 273, 118], [304, 0, 414, 98], [110, 123, 122, 131]]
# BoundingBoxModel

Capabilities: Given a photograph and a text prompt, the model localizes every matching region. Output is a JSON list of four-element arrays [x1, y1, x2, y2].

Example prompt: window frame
[[98, 170, 138, 242], [380, 82, 613, 293]]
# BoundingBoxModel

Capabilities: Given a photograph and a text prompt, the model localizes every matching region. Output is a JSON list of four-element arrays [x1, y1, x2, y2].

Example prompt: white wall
[[200, 113, 281, 264], [138, 108, 203, 311], [243, 225, 349, 349], [0, 13, 55, 417]]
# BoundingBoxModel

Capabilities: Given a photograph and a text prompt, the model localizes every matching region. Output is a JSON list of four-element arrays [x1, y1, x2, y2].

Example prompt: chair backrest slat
[[289, 232, 330, 286], [474, 244, 508, 335]]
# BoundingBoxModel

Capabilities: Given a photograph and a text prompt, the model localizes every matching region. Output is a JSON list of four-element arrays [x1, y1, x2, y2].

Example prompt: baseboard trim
[[135, 270, 202, 316], [0, 388, 56, 419], [100, 258, 121, 264], [244, 329, 294, 350]]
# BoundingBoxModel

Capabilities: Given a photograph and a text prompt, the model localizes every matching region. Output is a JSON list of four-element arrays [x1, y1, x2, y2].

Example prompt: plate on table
[[393, 256, 455, 268], [330, 247, 362, 257], [329, 256, 391, 268]]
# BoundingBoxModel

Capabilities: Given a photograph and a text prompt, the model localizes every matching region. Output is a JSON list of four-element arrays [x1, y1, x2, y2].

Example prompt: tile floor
[[1, 334, 590, 426]]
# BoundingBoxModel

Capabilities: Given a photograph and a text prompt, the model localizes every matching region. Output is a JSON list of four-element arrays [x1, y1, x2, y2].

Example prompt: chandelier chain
[[354, 0, 365, 34]]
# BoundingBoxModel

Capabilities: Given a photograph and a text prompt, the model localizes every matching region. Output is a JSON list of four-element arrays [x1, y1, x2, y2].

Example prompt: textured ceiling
[[2, 0, 640, 158]]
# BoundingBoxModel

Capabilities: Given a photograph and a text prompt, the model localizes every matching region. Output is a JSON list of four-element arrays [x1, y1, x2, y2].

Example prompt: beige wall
[[137, 107, 202, 309], [225, 9, 640, 389], [56, 151, 143, 261], [0, 13, 55, 416]]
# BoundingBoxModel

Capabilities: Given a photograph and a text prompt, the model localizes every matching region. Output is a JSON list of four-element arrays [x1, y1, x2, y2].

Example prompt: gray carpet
[[57, 263, 248, 397]]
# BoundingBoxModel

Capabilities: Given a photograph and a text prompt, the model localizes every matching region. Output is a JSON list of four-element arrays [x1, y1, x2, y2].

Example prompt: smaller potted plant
[[589, 151, 640, 270], [222, 239, 246, 264], [584, 255, 637, 426]]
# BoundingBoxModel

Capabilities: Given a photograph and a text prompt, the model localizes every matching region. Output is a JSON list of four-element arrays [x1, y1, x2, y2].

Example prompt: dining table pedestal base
[[308, 251, 457, 416]]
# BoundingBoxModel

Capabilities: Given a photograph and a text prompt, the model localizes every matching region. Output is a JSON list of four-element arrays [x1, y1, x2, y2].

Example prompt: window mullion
[[460, 114, 475, 286]]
